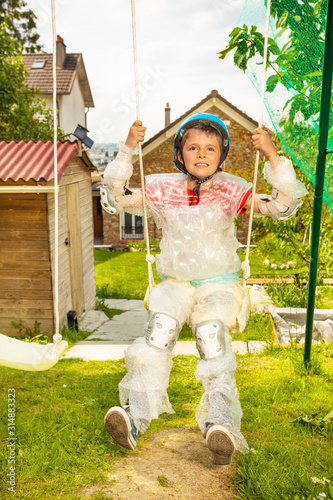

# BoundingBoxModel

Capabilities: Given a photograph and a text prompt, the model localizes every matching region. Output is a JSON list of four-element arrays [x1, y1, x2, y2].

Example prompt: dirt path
[[82, 428, 237, 499]]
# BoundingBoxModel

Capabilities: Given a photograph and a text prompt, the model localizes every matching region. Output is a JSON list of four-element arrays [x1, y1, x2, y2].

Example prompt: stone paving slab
[[85, 331, 140, 343], [96, 317, 146, 331], [63, 341, 199, 361], [248, 285, 274, 313], [231, 341, 248, 355], [248, 340, 269, 353], [78, 310, 109, 332], [110, 312, 148, 325], [85, 310, 148, 342], [104, 299, 146, 311], [63, 340, 267, 361]]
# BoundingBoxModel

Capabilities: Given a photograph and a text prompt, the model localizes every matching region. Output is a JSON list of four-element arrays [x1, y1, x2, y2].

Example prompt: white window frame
[[120, 212, 144, 240]]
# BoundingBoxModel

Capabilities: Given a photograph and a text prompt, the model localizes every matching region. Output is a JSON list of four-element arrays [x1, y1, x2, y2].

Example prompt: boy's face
[[178, 129, 221, 181]]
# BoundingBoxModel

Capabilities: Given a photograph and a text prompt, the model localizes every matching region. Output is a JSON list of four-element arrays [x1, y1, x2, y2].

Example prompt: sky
[[27, 0, 271, 144]]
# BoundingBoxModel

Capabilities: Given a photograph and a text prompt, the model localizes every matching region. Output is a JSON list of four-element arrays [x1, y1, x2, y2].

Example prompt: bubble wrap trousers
[[118, 279, 250, 453]]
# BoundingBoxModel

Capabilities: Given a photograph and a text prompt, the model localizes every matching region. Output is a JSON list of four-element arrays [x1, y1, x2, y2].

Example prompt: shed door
[[66, 183, 85, 315]]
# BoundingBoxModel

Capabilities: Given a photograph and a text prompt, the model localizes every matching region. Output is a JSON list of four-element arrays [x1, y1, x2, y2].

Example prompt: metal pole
[[304, 0, 333, 366]]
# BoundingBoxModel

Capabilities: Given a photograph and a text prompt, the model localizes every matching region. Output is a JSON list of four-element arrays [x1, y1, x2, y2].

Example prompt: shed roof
[[0, 140, 91, 182]]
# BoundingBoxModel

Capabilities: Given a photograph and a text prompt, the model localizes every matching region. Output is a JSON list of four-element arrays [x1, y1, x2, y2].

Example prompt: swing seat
[[0, 334, 68, 372]]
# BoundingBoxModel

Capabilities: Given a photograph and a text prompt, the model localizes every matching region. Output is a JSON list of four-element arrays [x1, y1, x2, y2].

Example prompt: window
[[31, 60, 46, 69], [122, 213, 144, 239]]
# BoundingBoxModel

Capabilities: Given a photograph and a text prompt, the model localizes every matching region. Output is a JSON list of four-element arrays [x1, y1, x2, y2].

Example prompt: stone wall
[[103, 211, 121, 248]]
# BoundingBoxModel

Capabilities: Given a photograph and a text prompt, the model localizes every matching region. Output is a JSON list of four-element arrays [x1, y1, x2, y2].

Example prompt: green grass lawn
[[235, 344, 333, 500], [1, 248, 332, 499], [95, 249, 162, 300], [1, 346, 332, 499], [94, 248, 307, 300]]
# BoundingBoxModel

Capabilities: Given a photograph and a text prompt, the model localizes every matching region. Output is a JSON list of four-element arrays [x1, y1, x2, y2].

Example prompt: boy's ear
[[177, 151, 184, 164]]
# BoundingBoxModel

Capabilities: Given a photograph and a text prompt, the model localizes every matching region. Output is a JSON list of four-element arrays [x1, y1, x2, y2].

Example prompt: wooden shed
[[0, 140, 97, 337]]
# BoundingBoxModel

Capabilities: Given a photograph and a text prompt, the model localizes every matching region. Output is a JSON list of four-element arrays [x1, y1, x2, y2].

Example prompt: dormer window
[[32, 60, 46, 69]]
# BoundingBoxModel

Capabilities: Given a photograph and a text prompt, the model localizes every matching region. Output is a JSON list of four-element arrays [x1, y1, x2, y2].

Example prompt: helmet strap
[[189, 173, 214, 206]]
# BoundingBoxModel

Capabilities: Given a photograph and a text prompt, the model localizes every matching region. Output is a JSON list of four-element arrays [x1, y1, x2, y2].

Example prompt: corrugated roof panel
[[0, 140, 79, 182]]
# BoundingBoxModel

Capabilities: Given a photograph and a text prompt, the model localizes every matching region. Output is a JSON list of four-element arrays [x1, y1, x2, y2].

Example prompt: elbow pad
[[257, 189, 303, 221], [100, 185, 124, 215]]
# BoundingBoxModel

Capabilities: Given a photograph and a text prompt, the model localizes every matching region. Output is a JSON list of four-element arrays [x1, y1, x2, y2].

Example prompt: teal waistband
[[160, 271, 240, 288]]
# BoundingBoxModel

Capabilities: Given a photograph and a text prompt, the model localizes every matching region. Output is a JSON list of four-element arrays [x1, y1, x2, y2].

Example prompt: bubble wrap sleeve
[[103, 141, 138, 187], [119, 189, 145, 217], [263, 156, 308, 198], [101, 141, 145, 216]]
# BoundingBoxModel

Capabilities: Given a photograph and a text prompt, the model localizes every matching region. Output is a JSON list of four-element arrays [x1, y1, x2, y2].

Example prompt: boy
[[100, 113, 307, 465]]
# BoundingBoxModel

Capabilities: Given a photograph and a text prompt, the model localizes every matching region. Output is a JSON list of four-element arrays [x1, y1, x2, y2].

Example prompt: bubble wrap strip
[[195, 354, 249, 454], [119, 338, 175, 431], [103, 142, 137, 184]]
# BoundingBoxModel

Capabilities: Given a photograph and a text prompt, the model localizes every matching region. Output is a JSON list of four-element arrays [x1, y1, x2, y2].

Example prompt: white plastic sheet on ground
[[269, 307, 333, 344]]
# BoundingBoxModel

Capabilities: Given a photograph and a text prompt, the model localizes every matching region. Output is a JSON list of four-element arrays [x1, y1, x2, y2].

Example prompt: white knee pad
[[145, 313, 180, 350], [195, 320, 225, 360]]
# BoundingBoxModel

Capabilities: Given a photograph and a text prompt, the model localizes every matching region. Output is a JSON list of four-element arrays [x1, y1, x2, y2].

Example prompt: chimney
[[165, 103, 171, 128], [56, 35, 66, 68]]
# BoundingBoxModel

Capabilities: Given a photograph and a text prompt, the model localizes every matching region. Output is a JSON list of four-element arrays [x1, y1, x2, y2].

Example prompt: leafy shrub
[[11, 319, 50, 343], [126, 237, 160, 251], [96, 283, 112, 298], [266, 281, 333, 309]]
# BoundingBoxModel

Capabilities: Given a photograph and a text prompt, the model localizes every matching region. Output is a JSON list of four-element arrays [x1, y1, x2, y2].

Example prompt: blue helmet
[[173, 113, 230, 175]]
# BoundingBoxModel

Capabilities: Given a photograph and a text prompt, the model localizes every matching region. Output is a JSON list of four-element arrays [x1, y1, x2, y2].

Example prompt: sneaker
[[104, 406, 139, 451], [206, 425, 236, 465]]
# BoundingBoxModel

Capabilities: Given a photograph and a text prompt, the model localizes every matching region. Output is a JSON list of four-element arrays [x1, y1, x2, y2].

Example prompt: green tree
[[0, 0, 42, 52], [218, 0, 327, 125], [0, 26, 62, 142], [219, 0, 333, 274], [252, 138, 333, 274]]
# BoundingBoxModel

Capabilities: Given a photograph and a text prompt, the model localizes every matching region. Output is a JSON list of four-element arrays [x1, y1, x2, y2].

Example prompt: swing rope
[[0, 1, 68, 371], [129, 0, 271, 292], [130, 0, 155, 293], [242, 0, 272, 287], [51, 0, 61, 344]]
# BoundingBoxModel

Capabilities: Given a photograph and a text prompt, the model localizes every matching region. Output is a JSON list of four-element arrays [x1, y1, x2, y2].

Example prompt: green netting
[[232, 0, 333, 213]]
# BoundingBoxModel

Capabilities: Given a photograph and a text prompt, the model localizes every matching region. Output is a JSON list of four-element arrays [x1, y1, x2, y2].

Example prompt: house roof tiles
[[0, 140, 80, 182], [23, 53, 94, 107]]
